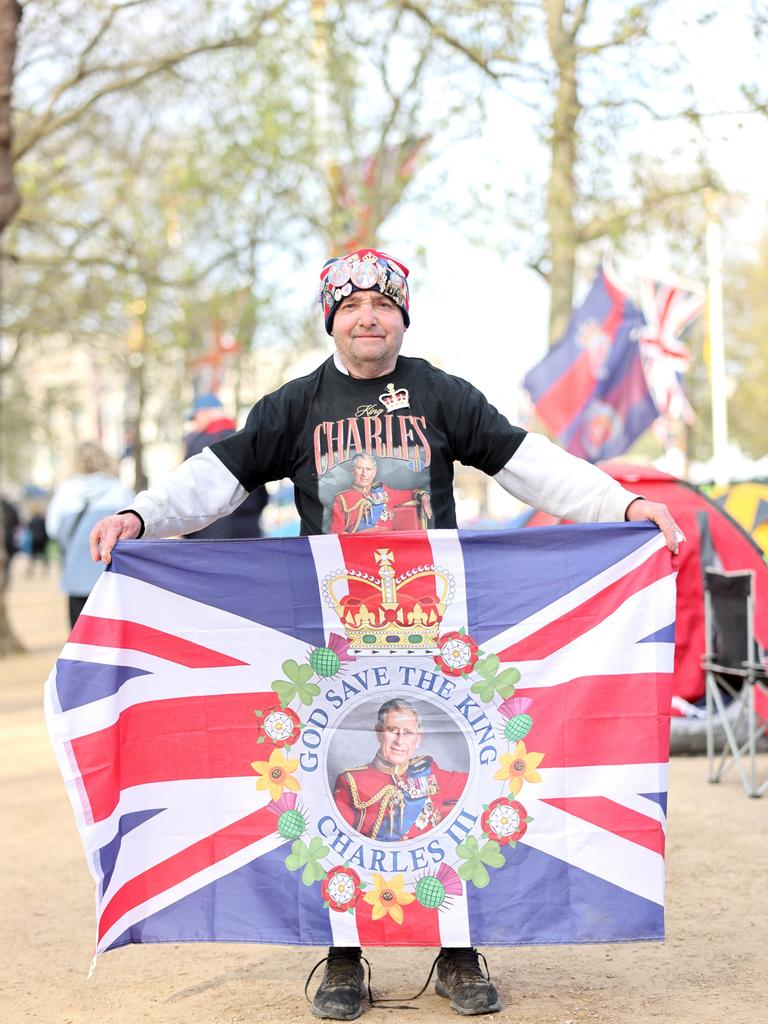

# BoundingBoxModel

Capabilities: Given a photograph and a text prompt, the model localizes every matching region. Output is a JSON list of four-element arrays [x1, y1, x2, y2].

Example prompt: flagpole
[[705, 195, 729, 488]]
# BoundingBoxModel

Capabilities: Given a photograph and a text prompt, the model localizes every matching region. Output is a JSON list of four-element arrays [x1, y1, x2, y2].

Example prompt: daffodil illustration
[[362, 873, 415, 925], [493, 741, 544, 796], [251, 747, 301, 801]]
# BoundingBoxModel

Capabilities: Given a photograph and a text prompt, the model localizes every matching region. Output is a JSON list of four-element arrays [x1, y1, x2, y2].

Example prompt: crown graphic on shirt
[[379, 383, 410, 412], [322, 548, 454, 654]]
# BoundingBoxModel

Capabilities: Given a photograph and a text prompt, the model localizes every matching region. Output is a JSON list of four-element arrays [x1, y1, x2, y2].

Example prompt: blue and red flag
[[523, 267, 659, 461], [45, 526, 675, 958]]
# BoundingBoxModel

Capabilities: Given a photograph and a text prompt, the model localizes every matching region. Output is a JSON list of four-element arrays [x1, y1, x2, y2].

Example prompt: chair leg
[[747, 685, 757, 797], [707, 682, 757, 796], [706, 672, 715, 781]]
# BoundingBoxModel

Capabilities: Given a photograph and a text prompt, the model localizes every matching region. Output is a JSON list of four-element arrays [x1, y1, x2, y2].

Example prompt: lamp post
[[705, 195, 729, 489], [126, 298, 148, 492]]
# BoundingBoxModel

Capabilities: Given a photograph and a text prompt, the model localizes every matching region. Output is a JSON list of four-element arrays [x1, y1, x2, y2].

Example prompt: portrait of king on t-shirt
[[326, 450, 433, 535]]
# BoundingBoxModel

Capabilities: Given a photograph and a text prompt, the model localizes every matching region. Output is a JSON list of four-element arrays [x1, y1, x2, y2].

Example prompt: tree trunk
[[0, 1, 24, 656], [129, 357, 148, 492], [545, 3, 581, 345], [0, 0, 20, 232]]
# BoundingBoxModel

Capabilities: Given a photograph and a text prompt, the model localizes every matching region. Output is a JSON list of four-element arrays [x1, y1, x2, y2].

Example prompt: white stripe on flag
[[535, 762, 668, 806], [85, 572, 272, 662], [498, 573, 677, 690], [308, 533, 350, 642], [97, 778, 271, 906], [520, 798, 665, 905], [483, 532, 668, 656], [328, 903, 361, 947], [437, 882, 472, 947], [97, 828, 288, 954], [51, 656, 302, 741], [423, 529, 468, 635]]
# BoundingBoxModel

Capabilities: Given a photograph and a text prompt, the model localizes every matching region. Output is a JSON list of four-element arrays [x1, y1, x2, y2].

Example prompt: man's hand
[[625, 498, 685, 554], [420, 493, 433, 521], [90, 512, 142, 565]]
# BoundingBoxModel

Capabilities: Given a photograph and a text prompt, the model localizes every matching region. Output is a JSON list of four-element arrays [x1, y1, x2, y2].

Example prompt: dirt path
[[2, 566, 766, 1024]]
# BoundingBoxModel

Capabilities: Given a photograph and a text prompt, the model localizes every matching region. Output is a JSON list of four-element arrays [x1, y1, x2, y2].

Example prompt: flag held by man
[[45, 525, 675, 957]]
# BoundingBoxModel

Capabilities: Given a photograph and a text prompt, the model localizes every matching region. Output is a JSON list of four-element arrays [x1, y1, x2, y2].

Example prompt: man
[[181, 393, 268, 539], [90, 246, 683, 1021], [330, 452, 432, 534], [333, 699, 465, 841]]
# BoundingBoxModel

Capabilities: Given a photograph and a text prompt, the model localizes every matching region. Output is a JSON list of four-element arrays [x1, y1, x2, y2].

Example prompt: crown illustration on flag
[[322, 548, 455, 654], [379, 383, 410, 412]]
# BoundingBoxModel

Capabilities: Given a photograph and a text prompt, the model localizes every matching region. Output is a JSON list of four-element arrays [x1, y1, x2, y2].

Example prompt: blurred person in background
[[26, 506, 50, 575], [46, 442, 134, 628], [1, 495, 21, 587], [182, 393, 268, 539]]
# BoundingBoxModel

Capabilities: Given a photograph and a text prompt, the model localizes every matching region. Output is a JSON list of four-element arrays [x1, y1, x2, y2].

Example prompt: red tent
[[520, 462, 768, 705]]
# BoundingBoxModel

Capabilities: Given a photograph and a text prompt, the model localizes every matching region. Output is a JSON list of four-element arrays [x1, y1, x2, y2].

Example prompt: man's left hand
[[625, 498, 685, 554], [421, 493, 433, 521]]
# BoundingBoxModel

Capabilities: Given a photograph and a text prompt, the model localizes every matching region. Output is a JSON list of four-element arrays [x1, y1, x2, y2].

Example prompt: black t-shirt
[[182, 422, 268, 540], [212, 355, 526, 536]]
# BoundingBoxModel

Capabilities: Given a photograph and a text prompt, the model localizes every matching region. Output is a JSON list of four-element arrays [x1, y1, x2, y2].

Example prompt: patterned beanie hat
[[319, 248, 410, 335]]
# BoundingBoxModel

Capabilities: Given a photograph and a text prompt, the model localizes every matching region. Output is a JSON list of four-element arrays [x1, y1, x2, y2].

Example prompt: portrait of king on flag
[[45, 523, 675, 958]]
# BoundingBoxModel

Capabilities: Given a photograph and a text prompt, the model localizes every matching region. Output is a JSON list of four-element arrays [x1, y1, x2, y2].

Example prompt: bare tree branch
[[576, 179, 715, 244], [14, 0, 291, 160]]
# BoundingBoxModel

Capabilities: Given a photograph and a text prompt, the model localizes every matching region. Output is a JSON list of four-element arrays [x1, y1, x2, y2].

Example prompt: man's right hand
[[90, 512, 142, 565]]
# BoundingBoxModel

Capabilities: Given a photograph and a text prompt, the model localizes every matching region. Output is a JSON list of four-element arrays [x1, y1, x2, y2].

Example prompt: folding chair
[[703, 568, 768, 797]]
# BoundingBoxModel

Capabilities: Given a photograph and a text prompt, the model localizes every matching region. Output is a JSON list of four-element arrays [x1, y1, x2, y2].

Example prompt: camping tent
[[518, 462, 768, 707], [711, 480, 768, 557]]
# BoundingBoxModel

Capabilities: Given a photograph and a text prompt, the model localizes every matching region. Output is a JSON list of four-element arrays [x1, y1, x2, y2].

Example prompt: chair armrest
[[740, 660, 768, 679], [701, 657, 751, 677]]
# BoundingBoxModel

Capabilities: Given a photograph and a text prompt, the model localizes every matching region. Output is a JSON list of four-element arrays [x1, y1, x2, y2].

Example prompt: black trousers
[[68, 594, 88, 629]]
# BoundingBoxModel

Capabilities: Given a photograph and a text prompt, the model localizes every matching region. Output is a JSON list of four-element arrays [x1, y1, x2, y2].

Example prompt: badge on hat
[[319, 248, 411, 336]]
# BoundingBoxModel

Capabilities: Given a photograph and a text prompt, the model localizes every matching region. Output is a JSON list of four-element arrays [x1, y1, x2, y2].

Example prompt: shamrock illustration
[[455, 835, 506, 888], [285, 836, 329, 886], [469, 655, 520, 704], [271, 659, 321, 707]]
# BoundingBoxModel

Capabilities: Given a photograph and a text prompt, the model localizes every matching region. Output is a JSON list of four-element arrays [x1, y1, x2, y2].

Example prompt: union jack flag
[[45, 525, 675, 959], [637, 278, 705, 423]]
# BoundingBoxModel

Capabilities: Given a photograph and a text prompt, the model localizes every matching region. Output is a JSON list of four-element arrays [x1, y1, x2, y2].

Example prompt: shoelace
[[304, 953, 374, 1008], [304, 948, 492, 1011], [440, 947, 492, 982]]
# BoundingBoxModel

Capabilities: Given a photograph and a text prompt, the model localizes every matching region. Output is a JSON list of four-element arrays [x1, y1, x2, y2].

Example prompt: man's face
[[376, 709, 422, 766], [352, 458, 376, 489], [331, 290, 406, 379]]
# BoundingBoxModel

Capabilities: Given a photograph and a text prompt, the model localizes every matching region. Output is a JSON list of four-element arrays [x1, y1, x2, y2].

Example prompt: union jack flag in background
[[45, 525, 675, 959], [637, 277, 706, 424]]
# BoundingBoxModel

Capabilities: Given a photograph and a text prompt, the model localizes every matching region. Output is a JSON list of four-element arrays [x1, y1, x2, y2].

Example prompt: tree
[[310, 0, 444, 250], [3, 1, 316, 489], [400, 0, 714, 342], [0, 0, 23, 654], [718, 230, 768, 460], [0, 0, 301, 654]]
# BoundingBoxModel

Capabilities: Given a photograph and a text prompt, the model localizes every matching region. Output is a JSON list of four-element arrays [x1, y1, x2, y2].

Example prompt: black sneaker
[[309, 947, 366, 1021], [435, 947, 501, 1015]]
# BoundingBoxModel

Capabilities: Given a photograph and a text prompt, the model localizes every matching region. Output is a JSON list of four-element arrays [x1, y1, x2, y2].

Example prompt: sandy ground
[[2, 562, 767, 1024]]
